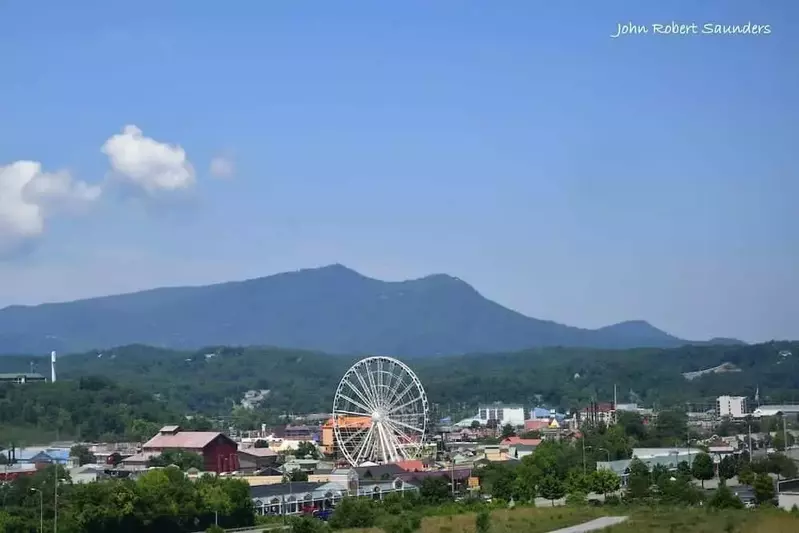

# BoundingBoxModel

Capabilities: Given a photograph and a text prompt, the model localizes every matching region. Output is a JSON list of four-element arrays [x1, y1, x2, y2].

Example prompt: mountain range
[[0, 264, 743, 356]]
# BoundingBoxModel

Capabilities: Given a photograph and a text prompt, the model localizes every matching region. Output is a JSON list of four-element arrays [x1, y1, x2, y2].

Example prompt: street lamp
[[597, 447, 611, 462], [30, 488, 43, 533]]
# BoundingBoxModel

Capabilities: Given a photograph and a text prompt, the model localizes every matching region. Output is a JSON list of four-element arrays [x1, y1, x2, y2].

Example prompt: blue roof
[[15, 448, 70, 462]]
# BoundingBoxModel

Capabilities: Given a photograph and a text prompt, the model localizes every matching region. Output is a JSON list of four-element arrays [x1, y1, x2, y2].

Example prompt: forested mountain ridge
[[1, 341, 794, 420], [0, 264, 742, 356]]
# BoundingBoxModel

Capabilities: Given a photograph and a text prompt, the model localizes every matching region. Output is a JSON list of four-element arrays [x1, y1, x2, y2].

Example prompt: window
[[394, 479, 403, 491]]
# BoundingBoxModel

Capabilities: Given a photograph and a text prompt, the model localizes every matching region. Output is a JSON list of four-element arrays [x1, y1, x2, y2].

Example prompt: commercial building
[[0, 373, 47, 384], [141, 425, 239, 473], [455, 405, 525, 428], [578, 403, 616, 426], [716, 396, 747, 418], [751, 404, 799, 418]]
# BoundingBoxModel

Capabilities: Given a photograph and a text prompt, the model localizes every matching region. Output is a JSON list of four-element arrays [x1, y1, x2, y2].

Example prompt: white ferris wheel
[[332, 356, 429, 466]]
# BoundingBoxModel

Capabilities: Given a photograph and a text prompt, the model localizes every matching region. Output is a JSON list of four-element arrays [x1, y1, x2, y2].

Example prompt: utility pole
[[783, 414, 789, 452], [53, 463, 57, 533]]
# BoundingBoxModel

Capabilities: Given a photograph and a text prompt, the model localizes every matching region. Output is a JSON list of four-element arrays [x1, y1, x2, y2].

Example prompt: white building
[[752, 404, 799, 418], [716, 396, 747, 418], [455, 405, 525, 428]]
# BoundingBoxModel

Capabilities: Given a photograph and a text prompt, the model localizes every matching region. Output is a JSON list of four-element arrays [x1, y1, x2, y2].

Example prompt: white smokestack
[[50, 351, 56, 383]]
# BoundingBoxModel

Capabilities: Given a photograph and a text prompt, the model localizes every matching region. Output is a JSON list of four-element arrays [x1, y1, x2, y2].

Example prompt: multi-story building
[[577, 403, 616, 427], [716, 396, 747, 418], [476, 405, 525, 427], [454, 404, 526, 428]]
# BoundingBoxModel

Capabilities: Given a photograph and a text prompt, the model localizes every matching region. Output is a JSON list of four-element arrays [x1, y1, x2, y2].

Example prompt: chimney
[[50, 351, 57, 383]]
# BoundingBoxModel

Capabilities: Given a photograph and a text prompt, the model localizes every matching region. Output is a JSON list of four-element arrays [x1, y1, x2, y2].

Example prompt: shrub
[[475, 509, 491, 533]]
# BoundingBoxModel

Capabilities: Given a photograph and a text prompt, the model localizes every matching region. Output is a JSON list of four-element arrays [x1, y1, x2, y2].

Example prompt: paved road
[[546, 516, 628, 533]]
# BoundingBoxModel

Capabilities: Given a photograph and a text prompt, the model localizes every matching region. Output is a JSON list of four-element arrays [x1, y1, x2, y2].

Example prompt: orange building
[[321, 415, 371, 456]]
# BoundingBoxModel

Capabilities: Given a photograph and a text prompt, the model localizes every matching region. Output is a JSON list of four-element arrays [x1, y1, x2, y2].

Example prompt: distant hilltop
[[0, 264, 745, 356]]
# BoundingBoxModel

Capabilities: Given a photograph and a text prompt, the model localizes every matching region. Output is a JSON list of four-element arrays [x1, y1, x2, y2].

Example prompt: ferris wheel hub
[[372, 410, 382, 421]]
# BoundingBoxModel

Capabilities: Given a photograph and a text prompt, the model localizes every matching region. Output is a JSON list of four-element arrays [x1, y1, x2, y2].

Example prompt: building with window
[[455, 405, 525, 428], [0, 373, 46, 384], [716, 396, 747, 418], [577, 403, 616, 426], [250, 469, 419, 516]]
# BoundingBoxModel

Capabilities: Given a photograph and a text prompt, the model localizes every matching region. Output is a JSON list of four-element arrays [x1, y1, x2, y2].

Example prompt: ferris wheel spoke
[[381, 426, 396, 463], [381, 419, 409, 460], [354, 424, 376, 465], [385, 370, 406, 405], [383, 417, 417, 456], [335, 409, 371, 418], [352, 367, 380, 410], [387, 382, 416, 411], [388, 418, 424, 435], [376, 423, 390, 463], [336, 392, 373, 415], [376, 359, 384, 403], [387, 397, 420, 415], [342, 378, 377, 412], [365, 363, 382, 409], [383, 416, 416, 444], [339, 426, 368, 448]]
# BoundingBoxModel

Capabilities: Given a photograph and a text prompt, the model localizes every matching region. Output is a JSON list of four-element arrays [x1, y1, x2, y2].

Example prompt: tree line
[[0, 464, 253, 533], [1, 340, 797, 437]]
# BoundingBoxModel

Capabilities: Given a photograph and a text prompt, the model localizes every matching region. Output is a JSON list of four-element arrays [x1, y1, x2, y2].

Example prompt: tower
[[50, 351, 56, 383]]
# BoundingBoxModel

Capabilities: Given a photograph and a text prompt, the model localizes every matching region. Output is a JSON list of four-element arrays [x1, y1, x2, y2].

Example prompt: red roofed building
[[395, 459, 425, 472], [524, 420, 550, 432], [142, 426, 239, 473]]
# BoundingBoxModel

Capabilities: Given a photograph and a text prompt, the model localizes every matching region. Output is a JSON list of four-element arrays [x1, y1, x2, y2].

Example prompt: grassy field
[[342, 506, 608, 533], [607, 507, 799, 533], [341, 505, 799, 533]]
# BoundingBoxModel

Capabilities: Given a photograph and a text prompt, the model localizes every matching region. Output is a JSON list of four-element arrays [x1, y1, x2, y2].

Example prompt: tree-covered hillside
[[1, 341, 795, 422], [0, 376, 190, 444]]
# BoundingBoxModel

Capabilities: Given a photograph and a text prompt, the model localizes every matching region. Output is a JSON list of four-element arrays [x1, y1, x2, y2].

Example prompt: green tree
[[773, 432, 786, 451], [69, 444, 96, 466], [295, 441, 318, 459], [419, 476, 450, 504], [708, 479, 743, 509], [738, 464, 755, 485], [718, 455, 737, 481], [625, 458, 651, 499], [691, 452, 714, 488], [328, 497, 377, 529], [753, 473, 775, 505], [500, 424, 515, 439], [284, 470, 309, 482], [148, 449, 204, 471], [538, 475, 566, 506], [590, 469, 621, 498], [512, 459, 540, 502]]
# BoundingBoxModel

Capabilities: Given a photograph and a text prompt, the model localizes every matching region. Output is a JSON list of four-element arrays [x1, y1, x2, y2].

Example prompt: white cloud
[[209, 155, 235, 179], [0, 161, 101, 254], [101, 125, 195, 194]]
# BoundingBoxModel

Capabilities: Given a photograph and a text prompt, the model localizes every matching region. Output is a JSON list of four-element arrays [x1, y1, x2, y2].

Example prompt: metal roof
[[250, 482, 327, 500], [143, 431, 232, 450]]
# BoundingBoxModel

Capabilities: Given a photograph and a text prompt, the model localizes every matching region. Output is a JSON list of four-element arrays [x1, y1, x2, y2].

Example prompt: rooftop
[[143, 431, 230, 450]]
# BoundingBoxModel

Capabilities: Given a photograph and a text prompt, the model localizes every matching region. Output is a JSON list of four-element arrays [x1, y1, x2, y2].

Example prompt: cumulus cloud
[[101, 125, 195, 194], [209, 155, 235, 179], [0, 161, 101, 254]]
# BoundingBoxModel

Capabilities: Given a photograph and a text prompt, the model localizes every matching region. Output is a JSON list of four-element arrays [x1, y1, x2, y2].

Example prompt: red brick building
[[142, 425, 239, 473]]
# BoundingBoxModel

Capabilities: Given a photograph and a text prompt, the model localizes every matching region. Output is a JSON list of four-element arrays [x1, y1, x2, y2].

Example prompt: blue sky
[[0, 0, 796, 342]]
